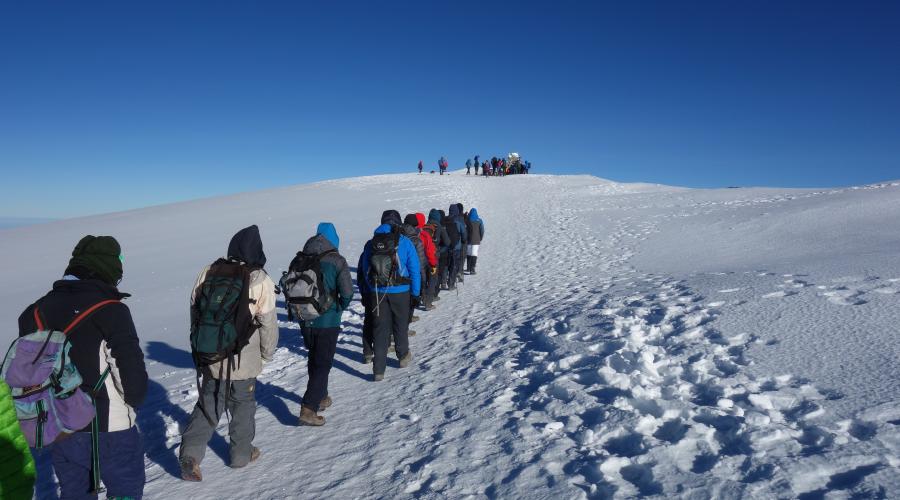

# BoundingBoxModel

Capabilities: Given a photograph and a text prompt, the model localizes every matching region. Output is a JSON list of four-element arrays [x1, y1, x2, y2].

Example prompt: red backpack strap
[[63, 299, 121, 335], [33, 306, 45, 330]]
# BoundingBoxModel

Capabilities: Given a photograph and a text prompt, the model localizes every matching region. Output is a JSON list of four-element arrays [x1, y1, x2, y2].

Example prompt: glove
[[430, 266, 437, 275], [410, 295, 421, 308]]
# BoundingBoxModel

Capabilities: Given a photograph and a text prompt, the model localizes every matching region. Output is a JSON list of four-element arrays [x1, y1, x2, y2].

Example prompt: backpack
[[280, 250, 336, 322], [1, 300, 119, 449], [422, 223, 438, 247], [190, 259, 255, 369], [368, 229, 410, 287], [443, 216, 460, 247], [402, 225, 426, 271]]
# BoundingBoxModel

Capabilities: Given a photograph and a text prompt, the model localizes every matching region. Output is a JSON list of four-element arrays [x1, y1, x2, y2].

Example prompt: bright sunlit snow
[[2, 173, 898, 498]]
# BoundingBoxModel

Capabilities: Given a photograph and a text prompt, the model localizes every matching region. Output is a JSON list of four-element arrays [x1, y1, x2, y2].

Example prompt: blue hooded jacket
[[317, 222, 339, 249], [358, 224, 421, 296]]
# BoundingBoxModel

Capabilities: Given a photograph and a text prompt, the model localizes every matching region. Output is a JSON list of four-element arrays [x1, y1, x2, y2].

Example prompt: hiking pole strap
[[89, 366, 111, 494]]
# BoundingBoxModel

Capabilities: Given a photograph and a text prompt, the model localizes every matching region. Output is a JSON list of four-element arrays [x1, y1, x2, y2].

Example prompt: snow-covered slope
[[2, 173, 898, 499]]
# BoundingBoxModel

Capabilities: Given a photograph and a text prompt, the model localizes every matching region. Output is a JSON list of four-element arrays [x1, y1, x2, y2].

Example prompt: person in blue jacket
[[358, 210, 421, 380]]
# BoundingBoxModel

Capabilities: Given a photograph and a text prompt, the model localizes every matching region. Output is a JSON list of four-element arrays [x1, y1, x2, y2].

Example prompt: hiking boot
[[408, 330, 417, 337], [299, 406, 325, 426], [180, 457, 202, 482], [373, 373, 384, 382], [319, 395, 332, 411], [425, 304, 436, 311], [410, 315, 420, 323], [230, 447, 262, 468], [399, 351, 413, 368]]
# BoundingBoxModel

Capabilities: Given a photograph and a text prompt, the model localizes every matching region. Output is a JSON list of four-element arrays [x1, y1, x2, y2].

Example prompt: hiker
[[417, 160, 423, 174], [16, 235, 148, 498], [357, 210, 421, 380], [438, 156, 448, 175], [474, 155, 480, 170], [425, 209, 451, 303], [442, 206, 465, 290], [288, 223, 353, 426], [465, 158, 472, 175], [466, 208, 485, 274], [454, 203, 469, 285], [404, 213, 437, 314], [1, 379, 36, 499], [400, 214, 427, 334], [482, 161, 489, 177], [180, 225, 278, 481], [413, 212, 438, 310]]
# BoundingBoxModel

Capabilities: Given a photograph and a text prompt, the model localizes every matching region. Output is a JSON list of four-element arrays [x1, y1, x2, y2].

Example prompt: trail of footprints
[[496, 276, 898, 497], [752, 272, 900, 306]]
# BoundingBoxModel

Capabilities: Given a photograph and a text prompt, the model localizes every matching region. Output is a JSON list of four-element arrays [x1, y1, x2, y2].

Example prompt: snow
[[1, 173, 899, 498]]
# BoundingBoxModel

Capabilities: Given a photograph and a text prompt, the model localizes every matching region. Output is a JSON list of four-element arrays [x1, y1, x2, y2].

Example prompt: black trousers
[[371, 292, 410, 375], [447, 248, 461, 287], [301, 326, 340, 411], [438, 251, 449, 290]]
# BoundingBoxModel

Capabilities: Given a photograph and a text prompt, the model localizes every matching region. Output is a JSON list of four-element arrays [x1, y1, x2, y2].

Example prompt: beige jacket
[[191, 267, 279, 380]]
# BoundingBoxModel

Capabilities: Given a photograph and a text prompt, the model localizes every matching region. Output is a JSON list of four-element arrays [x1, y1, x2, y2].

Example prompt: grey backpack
[[280, 250, 335, 322]]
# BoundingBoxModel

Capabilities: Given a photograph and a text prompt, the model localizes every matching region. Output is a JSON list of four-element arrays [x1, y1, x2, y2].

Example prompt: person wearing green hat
[[17, 235, 148, 499]]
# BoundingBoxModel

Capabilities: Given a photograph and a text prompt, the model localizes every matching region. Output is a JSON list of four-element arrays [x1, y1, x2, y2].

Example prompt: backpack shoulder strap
[[63, 300, 121, 335]]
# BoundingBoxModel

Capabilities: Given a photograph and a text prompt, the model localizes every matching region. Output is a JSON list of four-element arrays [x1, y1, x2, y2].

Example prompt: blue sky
[[1, 1, 898, 218]]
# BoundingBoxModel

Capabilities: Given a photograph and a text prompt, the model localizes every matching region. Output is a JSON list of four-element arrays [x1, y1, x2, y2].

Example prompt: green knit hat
[[65, 235, 124, 285]]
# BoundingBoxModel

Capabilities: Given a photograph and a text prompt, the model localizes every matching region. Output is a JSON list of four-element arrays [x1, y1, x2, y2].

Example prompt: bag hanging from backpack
[[368, 229, 411, 288], [190, 258, 255, 368], [281, 249, 337, 322], [1, 299, 119, 449]]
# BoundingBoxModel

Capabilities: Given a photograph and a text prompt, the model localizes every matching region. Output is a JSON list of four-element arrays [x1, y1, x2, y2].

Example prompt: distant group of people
[[417, 155, 532, 176], [1, 204, 485, 497]]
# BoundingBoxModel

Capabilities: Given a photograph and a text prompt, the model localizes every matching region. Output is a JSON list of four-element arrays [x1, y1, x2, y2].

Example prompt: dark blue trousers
[[51, 426, 144, 499]]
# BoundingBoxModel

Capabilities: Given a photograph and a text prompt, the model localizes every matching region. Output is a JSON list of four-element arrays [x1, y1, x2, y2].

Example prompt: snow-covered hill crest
[[2, 174, 898, 498]]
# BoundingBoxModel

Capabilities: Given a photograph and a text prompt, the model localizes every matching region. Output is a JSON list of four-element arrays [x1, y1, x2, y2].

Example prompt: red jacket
[[415, 213, 438, 267]]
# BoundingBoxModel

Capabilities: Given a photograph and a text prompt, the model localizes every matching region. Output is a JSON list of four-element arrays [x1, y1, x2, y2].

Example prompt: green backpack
[[190, 259, 255, 371]]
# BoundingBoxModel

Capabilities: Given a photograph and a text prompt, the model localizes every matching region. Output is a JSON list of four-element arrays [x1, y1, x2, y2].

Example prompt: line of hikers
[[418, 155, 532, 176], [1, 203, 485, 498]]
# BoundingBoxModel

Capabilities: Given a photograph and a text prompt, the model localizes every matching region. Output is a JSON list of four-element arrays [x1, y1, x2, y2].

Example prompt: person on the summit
[[465, 208, 485, 274], [180, 225, 278, 481], [438, 156, 448, 175], [357, 210, 421, 380], [466, 158, 472, 175], [17, 235, 148, 498], [294, 223, 353, 426], [417, 160, 423, 174]]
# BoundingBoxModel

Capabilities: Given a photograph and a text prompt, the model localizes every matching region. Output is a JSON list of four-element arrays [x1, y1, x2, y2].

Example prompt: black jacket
[[18, 279, 148, 432]]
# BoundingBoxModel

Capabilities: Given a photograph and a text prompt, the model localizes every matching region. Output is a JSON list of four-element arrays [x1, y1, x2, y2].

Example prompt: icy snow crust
[[1, 174, 899, 499]]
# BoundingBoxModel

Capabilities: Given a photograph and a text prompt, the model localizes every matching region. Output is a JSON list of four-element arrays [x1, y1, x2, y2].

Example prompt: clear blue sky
[[1, 1, 898, 217]]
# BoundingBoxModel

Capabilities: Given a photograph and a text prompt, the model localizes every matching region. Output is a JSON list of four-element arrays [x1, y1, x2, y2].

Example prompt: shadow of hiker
[[140, 343, 229, 476], [256, 381, 302, 426]]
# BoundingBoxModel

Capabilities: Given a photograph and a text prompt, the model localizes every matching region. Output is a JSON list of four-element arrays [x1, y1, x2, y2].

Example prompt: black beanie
[[65, 235, 123, 285], [381, 210, 402, 226], [403, 214, 418, 227]]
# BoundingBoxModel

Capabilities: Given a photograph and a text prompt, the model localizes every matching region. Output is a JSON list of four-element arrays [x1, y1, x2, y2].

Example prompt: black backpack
[[443, 216, 460, 247], [368, 229, 410, 287], [190, 259, 256, 369]]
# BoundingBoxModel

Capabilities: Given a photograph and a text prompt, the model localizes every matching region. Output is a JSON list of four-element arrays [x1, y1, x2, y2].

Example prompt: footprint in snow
[[762, 290, 798, 298]]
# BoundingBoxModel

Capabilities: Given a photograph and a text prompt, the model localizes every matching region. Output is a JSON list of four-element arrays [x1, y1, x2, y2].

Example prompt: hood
[[374, 223, 395, 235], [438, 210, 446, 219], [469, 208, 480, 222], [415, 213, 426, 228], [381, 209, 402, 226], [449, 205, 460, 217], [228, 225, 266, 268], [316, 222, 339, 249], [428, 209, 441, 224], [302, 233, 337, 255], [456, 203, 464, 214]]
